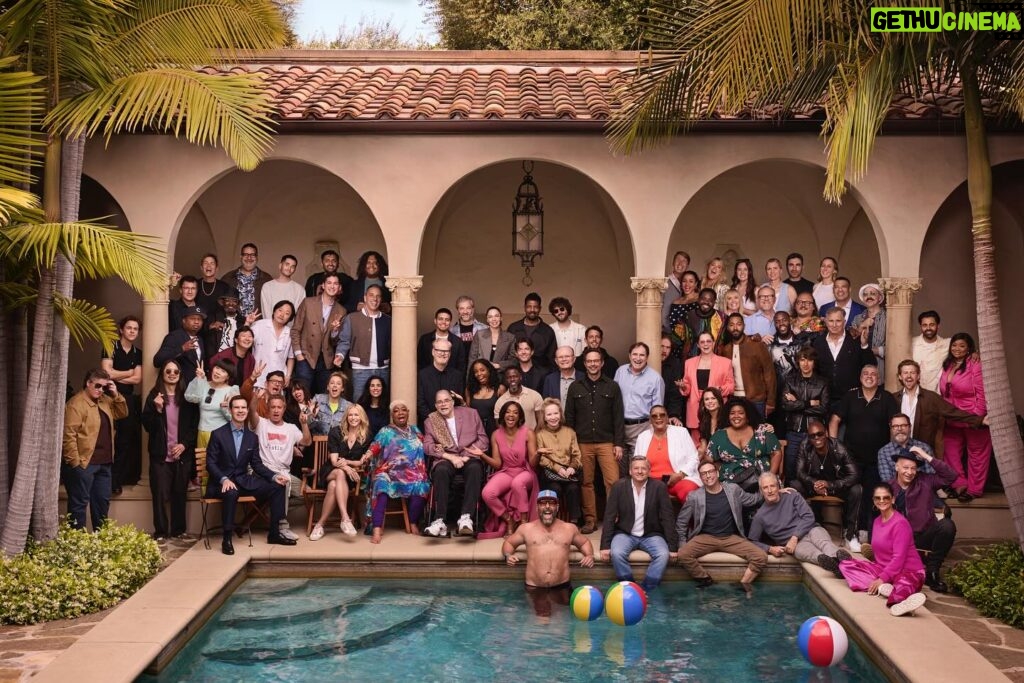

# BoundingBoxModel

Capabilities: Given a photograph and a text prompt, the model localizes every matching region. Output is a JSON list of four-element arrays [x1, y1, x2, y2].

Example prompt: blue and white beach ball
[[570, 585, 604, 621], [604, 581, 647, 627], [798, 616, 849, 667]]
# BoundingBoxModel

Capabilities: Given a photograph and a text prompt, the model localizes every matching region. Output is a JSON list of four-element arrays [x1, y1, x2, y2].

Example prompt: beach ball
[[604, 581, 647, 627], [570, 585, 604, 622], [797, 616, 849, 667]]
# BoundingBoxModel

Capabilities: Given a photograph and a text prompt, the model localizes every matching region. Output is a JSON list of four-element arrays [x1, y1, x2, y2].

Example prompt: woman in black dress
[[309, 404, 372, 540], [466, 359, 505, 435], [357, 375, 390, 438]]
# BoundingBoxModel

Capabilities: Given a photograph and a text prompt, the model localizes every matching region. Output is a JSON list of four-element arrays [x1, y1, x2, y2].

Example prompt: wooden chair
[[806, 495, 845, 534], [300, 435, 363, 535], [384, 497, 412, 534], [196, 447, 255, 549]]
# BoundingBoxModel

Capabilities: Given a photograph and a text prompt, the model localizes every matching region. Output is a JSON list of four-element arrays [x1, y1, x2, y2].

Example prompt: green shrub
[[0, 521, 161, 625], [948, 541, 1024, 629]]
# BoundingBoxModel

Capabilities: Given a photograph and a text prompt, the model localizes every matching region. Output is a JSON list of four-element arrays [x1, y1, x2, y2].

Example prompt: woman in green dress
[[706, 398, 782, 492]]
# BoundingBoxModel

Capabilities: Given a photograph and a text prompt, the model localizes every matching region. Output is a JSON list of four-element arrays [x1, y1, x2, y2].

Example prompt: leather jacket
[[780, 371, 830, 433], [795, 437, 859, 493]]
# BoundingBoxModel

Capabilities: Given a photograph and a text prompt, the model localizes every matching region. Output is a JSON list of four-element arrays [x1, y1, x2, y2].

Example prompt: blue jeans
[[61, 462, 112, 531], [352, 367, 389, 403], [609, 533, 671, 591], [784, 431, 806, 486], [293, 356, 332, 395]]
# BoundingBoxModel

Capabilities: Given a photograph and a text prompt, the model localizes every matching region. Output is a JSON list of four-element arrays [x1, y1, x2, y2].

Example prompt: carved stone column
[[385, 275, 423, 422], [139, 277, 172, 482], [879, 277, 923, 391], [631, 277, 668, 373]]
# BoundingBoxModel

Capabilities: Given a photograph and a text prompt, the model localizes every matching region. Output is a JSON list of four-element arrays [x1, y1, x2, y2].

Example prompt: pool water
[[140, 579, 886, 682]]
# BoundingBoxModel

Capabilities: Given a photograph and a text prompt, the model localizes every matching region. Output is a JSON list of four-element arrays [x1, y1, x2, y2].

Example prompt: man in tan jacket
[[718, 314, 777, 419], [62, 368, 128, 530], [290, 272, 346, 394]]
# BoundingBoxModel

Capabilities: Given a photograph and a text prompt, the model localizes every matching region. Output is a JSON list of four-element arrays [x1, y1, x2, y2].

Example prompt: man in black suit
[[812, 307, 876, 415], [205, 395, 296, 554], [599, 455, 679, 591], [154, 306, 207, 379]]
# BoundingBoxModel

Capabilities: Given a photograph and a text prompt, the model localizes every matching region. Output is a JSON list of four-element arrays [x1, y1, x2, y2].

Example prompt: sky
[[293, 0, 437, 43]]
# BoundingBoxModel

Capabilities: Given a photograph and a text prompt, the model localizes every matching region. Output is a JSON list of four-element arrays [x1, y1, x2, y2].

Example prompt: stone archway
[[917, 159, 1024, 413], [419, 160, 636, 359]]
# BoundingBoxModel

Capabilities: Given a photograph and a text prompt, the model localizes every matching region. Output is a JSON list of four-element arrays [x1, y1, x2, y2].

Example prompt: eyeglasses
[[808, 431, 827, 439], [205, 388, 216, 404], [891, 423, 910, 430], [873, 495, 892, 501], [433, 349, 451, 355], [241, 251, 257, 257], [758, 295, 775, 300], [698, 469, 717, 477]]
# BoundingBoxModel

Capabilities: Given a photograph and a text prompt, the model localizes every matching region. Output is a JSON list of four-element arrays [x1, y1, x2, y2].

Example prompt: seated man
[[205, 395, 296, 555], [250, 395, 312, 541], [633, 405, 701, 504], [599, 456, 679, 592], [793, 419, 862, 552], [503, 490, 595, 618], [422, 389, 489, 537], [676, 463, 766, 590], [748, 472, 851, 577], [889, 446, 957, 592]]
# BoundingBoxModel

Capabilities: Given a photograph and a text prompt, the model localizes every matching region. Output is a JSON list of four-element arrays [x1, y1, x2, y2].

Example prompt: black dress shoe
[[267, 535, 297, 546], [222, 538, 235, 555], [926, 570, 948, 593]]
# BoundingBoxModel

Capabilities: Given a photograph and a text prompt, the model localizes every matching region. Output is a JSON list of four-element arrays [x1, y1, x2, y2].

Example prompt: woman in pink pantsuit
[[839, 483, 927, 616], [680, 332, 735, 441], [481, 402, 538, 538], [939, 333, 992, 503]]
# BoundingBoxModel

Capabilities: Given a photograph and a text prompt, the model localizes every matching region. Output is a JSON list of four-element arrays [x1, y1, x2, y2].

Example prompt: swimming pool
[[139, 578, 886, 681]]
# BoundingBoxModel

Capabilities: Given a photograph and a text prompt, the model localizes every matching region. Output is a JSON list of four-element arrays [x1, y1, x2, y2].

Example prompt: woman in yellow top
[[534, 398, 583, 525]]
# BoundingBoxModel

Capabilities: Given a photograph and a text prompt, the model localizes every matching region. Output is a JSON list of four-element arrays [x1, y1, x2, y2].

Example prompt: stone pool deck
[[3, 534, 1020, 682]]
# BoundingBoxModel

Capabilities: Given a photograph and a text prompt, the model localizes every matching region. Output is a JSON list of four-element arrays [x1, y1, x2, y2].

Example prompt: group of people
[[61, 246, 992, 608]]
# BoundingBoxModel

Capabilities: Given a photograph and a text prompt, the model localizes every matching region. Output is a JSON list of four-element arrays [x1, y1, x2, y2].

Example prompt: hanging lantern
[[512, 161, 544, 286]]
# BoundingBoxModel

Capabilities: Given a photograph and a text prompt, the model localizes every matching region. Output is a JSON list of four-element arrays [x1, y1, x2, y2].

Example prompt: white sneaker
[[423, 518, 448, 538], [878, 583, 894, 598], [847, 536, 862, 553], [858, 530, 869, 544], [456, 514, 474, 536], [341, 520, 357, 536], [309, 523, 325, 541], [890, 592, 926, 616], [279, 526, 299, 541]]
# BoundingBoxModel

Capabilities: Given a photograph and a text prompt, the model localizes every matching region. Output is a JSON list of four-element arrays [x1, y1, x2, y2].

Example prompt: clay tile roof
[[195, 50, 1012, 131]]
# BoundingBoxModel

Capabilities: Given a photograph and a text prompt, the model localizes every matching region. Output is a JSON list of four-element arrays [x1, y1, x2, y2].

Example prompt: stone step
[[943, 492, 1015, 539]]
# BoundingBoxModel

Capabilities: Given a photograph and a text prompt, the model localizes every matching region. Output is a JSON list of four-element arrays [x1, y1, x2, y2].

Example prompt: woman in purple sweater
[[839, 483, 927, 616]]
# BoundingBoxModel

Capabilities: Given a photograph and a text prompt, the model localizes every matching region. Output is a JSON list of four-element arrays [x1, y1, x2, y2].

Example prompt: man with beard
[[892, 359, 983, 459], [818, 276, 866, 321], [494, 366, 544, 430], [784, 252, 815, 295], [877, 413, 937, 484], [508, 292, 556, 372], [659, 335, 685, 425], [911, 311, 950, 392], [573, 326, 618, 379], [790, 292, 826, 345], [305, 249, 353, 298], [221, 243, 272, 318], [194, 254, 233, 324], [718, 314, 776, 419], [767, 311, 799, 435], [503, 490, 595, 617], [548, 297, 586, 357], [683, 289, 726, 357]]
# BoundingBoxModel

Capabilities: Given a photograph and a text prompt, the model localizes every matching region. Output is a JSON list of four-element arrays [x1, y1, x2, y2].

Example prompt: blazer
[[680, 354, 735, 428], [204, 421, 275, 495], [600, 477, 679, 551], [676, 483, 761, 542], [541, 369, 584, 401], [891, 386, 982, 458], [140, 389, 199, 463], [716, 338, 774, 408], [62, 390, 128, 468], [153, 329, 205, 380], [812, 334, 875, 399], [938, 358, 987, 424], [468, 329, 517, 371], [422, 406, 489, 470], [290, 295, 347, 367], [818, 300, 866, 321]]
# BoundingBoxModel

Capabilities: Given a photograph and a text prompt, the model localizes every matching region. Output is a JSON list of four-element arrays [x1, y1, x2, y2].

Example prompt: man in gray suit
[[676, 463, 767, 590]]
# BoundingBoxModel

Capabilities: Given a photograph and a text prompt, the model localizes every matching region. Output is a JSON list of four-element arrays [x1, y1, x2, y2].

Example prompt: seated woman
[[838, 483, 927, 616], [634, 406, 701, 504], [365, 400, 429, 543], [534, 399, 582, 524], [310, 404, 371, 541], [310, 371, 352, 436], [696, 387, 726, 460], [357, 375, 390, 438], [481, 402, 538, 537], [706, 398, 782, 492]]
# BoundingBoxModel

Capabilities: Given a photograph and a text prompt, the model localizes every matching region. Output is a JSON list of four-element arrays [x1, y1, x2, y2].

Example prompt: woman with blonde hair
[[534, 398, 583, 524], [702, 257, 731, 310], [813, 257, 839, 310], [310, 403, 371, 540]]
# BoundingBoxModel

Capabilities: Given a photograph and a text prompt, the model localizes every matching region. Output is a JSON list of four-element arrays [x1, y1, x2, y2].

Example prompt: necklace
[[201, 279, 216, 296]]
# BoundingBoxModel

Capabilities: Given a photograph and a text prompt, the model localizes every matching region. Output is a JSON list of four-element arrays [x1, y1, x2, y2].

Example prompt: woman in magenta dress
[[939, 332, 991, 503], [481, 402, 538, 537], [838, 483, 927, 616]]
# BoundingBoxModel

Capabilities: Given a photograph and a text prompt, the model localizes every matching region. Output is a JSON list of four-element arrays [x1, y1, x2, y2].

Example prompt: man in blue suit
[[205, 395, 296, 554], [541, 346, 584, 406]]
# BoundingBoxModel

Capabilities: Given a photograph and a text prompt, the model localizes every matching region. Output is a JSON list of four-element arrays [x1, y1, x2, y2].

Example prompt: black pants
[[539, 470, 582, 523], [914, 518, 957, 572], [858, 464, 881, 533], [431, 459, 483, 520], [151, 458, 189, 536], [207, 477, 285, 540], [112, 395, 142, 487], [794, 481, 862, 538]]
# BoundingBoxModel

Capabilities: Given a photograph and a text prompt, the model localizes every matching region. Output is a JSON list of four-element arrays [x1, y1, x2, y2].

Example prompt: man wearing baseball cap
[[154, 305, 207, 380]]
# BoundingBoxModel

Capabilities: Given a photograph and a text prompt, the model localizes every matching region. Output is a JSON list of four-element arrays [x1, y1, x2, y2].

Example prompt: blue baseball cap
[[537, 490, 559, 501]]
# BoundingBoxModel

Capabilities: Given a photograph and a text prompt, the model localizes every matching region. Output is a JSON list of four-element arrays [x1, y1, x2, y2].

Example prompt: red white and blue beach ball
[[798, 616, 849, 667], [570, 585, 604, 622], [604, 581, 648, 627]]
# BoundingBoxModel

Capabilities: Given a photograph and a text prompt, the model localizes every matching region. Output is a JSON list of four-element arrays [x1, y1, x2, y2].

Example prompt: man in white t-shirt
[[260, 254, 307, 318], [251, 395, 311, 540], [548, 296, 586, 357], [911, 310, 950, 392]]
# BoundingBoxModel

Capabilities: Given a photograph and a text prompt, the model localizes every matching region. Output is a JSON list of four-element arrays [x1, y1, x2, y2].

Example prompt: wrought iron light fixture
[[511, 161, 543, 286]]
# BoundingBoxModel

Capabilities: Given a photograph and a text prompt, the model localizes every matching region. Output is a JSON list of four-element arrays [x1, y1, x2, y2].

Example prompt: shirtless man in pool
[[502, 489, 595, 616]]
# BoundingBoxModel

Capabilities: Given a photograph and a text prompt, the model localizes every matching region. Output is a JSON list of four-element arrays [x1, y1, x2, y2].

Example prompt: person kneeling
[[600, 456, 678, 592]]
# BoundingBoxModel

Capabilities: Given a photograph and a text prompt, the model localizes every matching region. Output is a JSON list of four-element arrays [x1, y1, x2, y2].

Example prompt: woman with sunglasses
[[838, 483, 927, 617], [184, 358, 239, 448]]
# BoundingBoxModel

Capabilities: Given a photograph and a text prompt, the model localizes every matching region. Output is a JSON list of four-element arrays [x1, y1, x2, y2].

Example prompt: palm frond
[[0, 219, 167, 298], [45, 69, 275, 170], [52, 293, 118, 353], [0, 281, 38, 310], [0, 188, 41, 227]]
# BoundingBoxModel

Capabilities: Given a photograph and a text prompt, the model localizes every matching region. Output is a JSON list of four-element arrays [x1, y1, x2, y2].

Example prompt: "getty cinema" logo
[[870, 4, 1022, 36]]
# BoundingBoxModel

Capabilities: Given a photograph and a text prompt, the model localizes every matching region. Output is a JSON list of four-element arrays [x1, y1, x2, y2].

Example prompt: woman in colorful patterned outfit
[[481, 402, 538, 537], [938, 333, 991, 503], [366, 400, 429, 543], [666, 270, 701, 358], [702, 257, 731, 311], [706, 398, 782, 491]]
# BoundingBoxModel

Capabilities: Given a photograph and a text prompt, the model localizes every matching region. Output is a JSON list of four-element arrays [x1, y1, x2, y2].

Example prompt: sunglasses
[[808, 432, 827, 439], [873, 495, 892, 501], [205, 387, 216, 404]]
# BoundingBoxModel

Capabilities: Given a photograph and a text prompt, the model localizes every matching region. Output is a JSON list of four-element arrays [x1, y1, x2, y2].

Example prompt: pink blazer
[[939, 358, 986, 426], [681, 354, 735, 429]]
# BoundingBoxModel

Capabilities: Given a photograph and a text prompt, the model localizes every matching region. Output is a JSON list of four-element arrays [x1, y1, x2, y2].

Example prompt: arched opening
[[917, 159, 1024, 413], [419, 160, 636, 359], [667, 160, 881, 296], [173, 160, 385, 289]]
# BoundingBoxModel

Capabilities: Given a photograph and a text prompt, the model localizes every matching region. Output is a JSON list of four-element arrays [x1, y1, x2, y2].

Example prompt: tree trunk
[[961, 65, 1024, 551], [0, 278, 9, 529]]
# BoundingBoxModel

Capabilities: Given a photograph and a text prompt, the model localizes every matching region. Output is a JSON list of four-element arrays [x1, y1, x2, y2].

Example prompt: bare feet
[[371, 527, 383, 544]]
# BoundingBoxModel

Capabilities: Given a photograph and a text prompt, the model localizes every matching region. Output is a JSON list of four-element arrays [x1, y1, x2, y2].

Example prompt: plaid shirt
[[876, 438, 935, 482]]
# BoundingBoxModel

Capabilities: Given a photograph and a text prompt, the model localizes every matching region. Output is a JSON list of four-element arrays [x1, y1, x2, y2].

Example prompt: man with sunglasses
[[792, 419, 862, 552], [548, 297, 586, 357]]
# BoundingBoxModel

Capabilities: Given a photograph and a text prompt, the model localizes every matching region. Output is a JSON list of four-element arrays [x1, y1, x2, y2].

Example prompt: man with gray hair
[[747, 472, 851, 577]]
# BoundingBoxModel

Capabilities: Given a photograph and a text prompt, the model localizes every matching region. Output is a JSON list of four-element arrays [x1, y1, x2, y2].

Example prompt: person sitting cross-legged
[[599, 455, 679, 592], [792, 419, 862, 552]]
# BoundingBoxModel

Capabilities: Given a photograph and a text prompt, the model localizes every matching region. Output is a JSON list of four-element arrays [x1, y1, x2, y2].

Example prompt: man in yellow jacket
[[62, 368, 128, 530]]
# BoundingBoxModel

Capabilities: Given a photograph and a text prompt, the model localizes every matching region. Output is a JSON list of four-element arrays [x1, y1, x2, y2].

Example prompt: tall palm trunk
[[962, 65, 1024, 550], [0, 280, 9, 529]]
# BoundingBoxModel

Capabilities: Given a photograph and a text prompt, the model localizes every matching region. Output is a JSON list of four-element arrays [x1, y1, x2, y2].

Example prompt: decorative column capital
[[878, 277, 923, 306], [385, 275, 424, 306], [630, 277, 668, 307]]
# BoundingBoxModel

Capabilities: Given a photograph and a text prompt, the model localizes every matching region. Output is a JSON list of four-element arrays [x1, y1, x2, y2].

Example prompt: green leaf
[[51, 294, 119, 353]]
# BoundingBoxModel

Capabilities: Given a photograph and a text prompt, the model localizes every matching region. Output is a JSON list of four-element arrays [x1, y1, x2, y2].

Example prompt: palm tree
[[608, 0, 1024, 549], [0, 0, 285, 555]]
